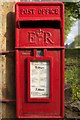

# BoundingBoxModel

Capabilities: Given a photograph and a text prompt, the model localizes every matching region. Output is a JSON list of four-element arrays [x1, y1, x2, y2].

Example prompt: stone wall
[[0, 1, 19, 119], [65, 49, 80, 119]]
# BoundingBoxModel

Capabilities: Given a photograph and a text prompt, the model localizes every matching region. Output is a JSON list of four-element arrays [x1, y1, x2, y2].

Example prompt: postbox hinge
[[17, 21, 20, 29], [60, 21, 62, 28]]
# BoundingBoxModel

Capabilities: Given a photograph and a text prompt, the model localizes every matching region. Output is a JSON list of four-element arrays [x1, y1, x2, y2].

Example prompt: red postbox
[[15, 2, 64, 119]]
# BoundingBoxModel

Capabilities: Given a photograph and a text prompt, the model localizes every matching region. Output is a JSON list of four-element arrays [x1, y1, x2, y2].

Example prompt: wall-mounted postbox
[[15, 2, 64, 119]]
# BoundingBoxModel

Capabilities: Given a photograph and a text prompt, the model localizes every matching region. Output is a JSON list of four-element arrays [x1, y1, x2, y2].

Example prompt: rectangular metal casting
[[15, 2, 64, 119]]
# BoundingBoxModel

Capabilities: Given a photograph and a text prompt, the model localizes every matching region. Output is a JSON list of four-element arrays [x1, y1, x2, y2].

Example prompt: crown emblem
[[36, 29, 44, 38]]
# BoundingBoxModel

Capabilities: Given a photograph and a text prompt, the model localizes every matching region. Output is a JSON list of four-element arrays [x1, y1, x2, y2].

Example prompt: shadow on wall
[[4, 12, 16, 118], [5, 12, 15, 50]]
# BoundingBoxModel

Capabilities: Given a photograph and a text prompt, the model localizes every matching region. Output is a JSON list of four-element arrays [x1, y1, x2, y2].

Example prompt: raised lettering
[[28, 30, 54, 44], [38, 8, 59, 15], [20, 8, 59, 15], [55, 9, 58, 14], [44, 32, 54, 44], [28, 32, 36, 44], [20, 9, 35, 15]]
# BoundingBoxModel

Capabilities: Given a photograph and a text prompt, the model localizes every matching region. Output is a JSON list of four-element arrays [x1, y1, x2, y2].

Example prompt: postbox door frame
[[27, 56, 52, 103]]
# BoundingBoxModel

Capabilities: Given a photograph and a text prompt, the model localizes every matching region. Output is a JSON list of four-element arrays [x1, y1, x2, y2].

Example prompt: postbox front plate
[[16, 2, 64, 119]]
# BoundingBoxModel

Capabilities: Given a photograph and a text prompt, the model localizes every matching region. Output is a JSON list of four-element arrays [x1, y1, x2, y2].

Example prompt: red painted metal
[[27, 56, 52, 103], [15, 2, 64, 119]]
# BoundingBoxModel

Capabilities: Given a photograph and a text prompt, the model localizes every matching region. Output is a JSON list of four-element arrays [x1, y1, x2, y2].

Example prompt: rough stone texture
[[65, 83, 80, 119], [0, 2, 17, 119], [65, 83, 72, 102], [65, 100, 80, 119]]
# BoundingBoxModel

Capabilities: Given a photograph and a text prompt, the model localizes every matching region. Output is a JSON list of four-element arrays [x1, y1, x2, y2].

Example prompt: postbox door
[[16, 49, 64, 118]]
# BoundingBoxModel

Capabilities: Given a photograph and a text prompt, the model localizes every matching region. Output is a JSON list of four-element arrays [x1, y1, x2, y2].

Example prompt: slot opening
[[17, 20, 61, 29]]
